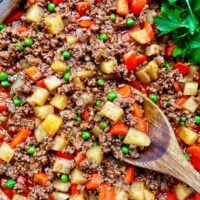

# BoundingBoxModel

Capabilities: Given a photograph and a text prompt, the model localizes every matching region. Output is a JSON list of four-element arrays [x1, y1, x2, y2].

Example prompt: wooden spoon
[[124, 90, 200, 192]]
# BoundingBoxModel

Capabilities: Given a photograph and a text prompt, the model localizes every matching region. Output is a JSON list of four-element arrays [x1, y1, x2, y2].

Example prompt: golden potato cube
[[50, 95, 68, 110], [12, 194, 26, 200], [51, 60, 67, 72], [52, 136, 67, 151], [115, 188, 128, 200], [44, 76, 62, 92], [53, 180, 71, 192], [145, 60, 159, 80], [44, 13, 64, 34], [91, 125, 102, 137], [0, 142, 15, 163], [183, 82, 198, 96], [178, 127, 198, 145], [53, 158, 74, 173], [31, 87, 49, 106], [144, 189, 155, 200], [77, 70, 95, 78], [34, 105, 54, 120], [182, 96, 199, 113], [123, 128, 151, 147], [175, 184, 192, 200], [145, 44, 160, 56], [26, 5, 44, 23], [35, 118, 42, 127], [86, 146, 103, 164], [136, 69, 151, 84], [35, 126, 47, 143], [69, 195, 85, 200], [41, 114, 63, 136], [71, 169, 87, 185], [130, 29, 150, 44], [101, 102, 124, 122], [73, 77, 84, 90], [100, 59, 117, 74], [53, 192, 70, 200], [66, 35, 78, 45], [130, 181, 145, 200]]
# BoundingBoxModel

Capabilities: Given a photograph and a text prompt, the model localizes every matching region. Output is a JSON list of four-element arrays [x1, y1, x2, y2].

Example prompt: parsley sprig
[[154, 0, 200, 64]]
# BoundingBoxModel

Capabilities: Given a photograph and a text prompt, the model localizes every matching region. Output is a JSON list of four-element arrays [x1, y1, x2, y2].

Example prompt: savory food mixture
[[0, 0, 199, 199]]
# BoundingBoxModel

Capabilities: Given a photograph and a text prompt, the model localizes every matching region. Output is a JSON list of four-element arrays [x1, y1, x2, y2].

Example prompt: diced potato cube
[[53, 192, 70, 200], [53, 158, 74, 174], [77, 70, 95, 78], [35, 118, 42, 127], [130, 181, 145, 200], [81, 93, 94, 105], [44, 76, 62, 92], [41, 114, 63, 136], [44, 13, 64, 34], [178, 127, 198, 145], [31, 87, 49, 106], [69, 194, 85, 200], [26, 5, 44, 23], [66, 35, 78, 45], [130, 29, 150, 44], [115, 188, 128, 200], [53, 180, 71, 192], [51, 60, 67, 73], [182, 96, 199, 113], [144, 189, 155, 200], [86, 146, 103, 164], [175, 184, 192, 200], [12, 194, 26, 200], [52, 136, 67, 151], [101, 102, 124, 122], [145, 60, 159, 80], [71, 169, 87, 184], [73, 77, 84, 90], [183, 82, 198, 96], [0, 142, 15, 163], [91, 125, 102, 137], [50, 95, 68, 110], [123, 128, 151, 147], [100, 59, 117, 74], [34, 105, 54, 120], [35, 126, 47, 143], [145, 44, 160, 56], [136, 69, 151, 84]]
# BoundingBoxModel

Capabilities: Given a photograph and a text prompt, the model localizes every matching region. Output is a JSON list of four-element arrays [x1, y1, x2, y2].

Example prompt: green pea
[[100, 121, 108, 129], [60, 174, 69, 182], [183, 153, 190, 161], [6, 179, 16, 188], [64, 72, 71, 81], [164, 63, 172, 69], [96, 100, 101, 107], [194, 115, 200, 124], [76, 116, 82, 123], [0, 72, 8, 81], [96, 78, 105, 86], [126, 18, 135, 27], [149, 94, 158, 103], [81, 131, 91, 140], [109, 13, 116, 22], [47, 3, 56, 12], [13, 97, 23, 106], [172, 47, 183, 57], [61, 51, 71, 60], [16, 42, 24, 51], [1, 80, 11, 88], [24, 38, 34, 47], [10, 91, 15, 97], [166, 100, 171, 108], [180, 116, 187, 122], [66, 67, 71, 73], [121, 145, 130, 155], [98, 33, 108, 42], [0, 24, 7, 31], [27, 146, 36, 155], [179, 121, 186, 126], [107, 91, 117, 101]]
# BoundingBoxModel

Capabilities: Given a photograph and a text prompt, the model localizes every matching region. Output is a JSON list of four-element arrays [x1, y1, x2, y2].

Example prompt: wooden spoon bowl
[[124, 90, 200, 192]]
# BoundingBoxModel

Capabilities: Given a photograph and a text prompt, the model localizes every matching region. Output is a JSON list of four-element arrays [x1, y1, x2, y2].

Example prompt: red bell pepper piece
[[165, 45, 176, 56], [3, 189, 14, 199], [56, 151, 74, 160], [99, 184, 116, 200], [70, 184, 79, 195], [166, 192, 177, 200], [48, 194, 55, 200], [110, 122, 128, 136], [86, 173, 103, 190], [76, 2, 90, 16], [195, 194, 200, 200], [0, 103, 7, 112], [79, 20, 95, 28], [131, 0, 147, 16], [124, 166, 135, 183], [190, 155, 200, 171], [144, 22, 154, 41], [123, 51, 137, 72], [81, 108, 89, 120], [129, 80, 147, 93], [173, 62, 190, 76], [136, 55, 148, 65], [53, 0, 65, 4], [37, 79, 47, 89], [4, 10, 25, 24], [186, 145, 200, 159], [75, 152, 86, 167]]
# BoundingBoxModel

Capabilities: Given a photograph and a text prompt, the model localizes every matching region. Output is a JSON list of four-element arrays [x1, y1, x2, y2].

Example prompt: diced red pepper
[[136, 55, 148, 65], [186, 145, 200, 159], [3, 189, 14, 199], [124, 166, 135, 183], [70, 184, 79, 195], [79, 20, 95, 28], [166, 192, 177, 200], [86, 173, 103, 190], [52, 0, 65, 4], [81, 108, 89, 120], [131, 0, 147, 16], [4, 10, 25, 24], [0, 103, 7, 112], [76, 2, 91, 16], [173, 62, 190, 76], [75, 152, 86, 167], [48, 194, 55, 200], [56, 151, 74, 160], [195, 194, 200, 200], [110, 122, 128, 136], [190, 155, 200, 171], [37, 79, 47, 89], [123, 51, 137, 72], [129, 80, 147, 93], [0, 134, 4, 143], [165, 45, 176, 56], [144, 22, 154, 41]]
